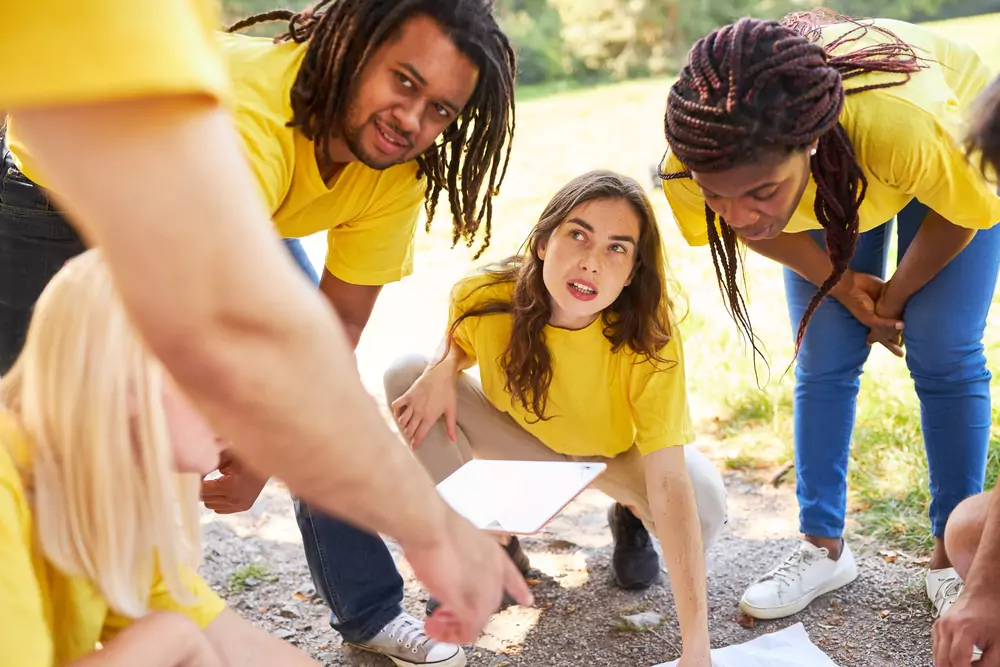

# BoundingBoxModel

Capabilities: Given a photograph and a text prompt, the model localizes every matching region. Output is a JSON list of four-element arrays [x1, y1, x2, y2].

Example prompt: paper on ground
[[655, 623, 841, 667]]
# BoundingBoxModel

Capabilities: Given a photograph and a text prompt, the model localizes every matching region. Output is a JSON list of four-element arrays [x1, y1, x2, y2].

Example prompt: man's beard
[[341, 115, 412, 171]]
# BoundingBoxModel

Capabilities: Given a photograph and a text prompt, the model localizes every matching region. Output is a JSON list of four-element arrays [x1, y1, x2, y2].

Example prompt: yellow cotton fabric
[[661, 18, 1000, 246], [0, 1, 228, 109], [449, 274, 695, 458], [8, 31, 426, 286], [0, 413, 225, 667]]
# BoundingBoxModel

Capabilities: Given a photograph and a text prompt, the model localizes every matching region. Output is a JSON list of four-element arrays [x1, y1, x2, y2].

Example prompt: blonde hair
[[0, 249, 202, 617]]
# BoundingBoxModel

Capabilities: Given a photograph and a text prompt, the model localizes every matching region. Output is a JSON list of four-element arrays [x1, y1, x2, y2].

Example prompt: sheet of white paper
[[435, 459, 606, 534], [654, 623, 840, 667]]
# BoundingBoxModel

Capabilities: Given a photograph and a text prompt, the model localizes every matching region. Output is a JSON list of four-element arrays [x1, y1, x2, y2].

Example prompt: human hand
[[403, 512, 533, 645], [390, 363, 458, 448], [676, 646, 713, 667], [933, 588, 999, 666], [830, 269, 904, 356], [867, 284, 906, 358], [201, 449, 269, 514]]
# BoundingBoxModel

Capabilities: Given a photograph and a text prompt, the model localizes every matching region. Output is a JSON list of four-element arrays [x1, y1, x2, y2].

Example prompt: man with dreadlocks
[[660, 12, 1000, 628], [2, 0, 519, 664]]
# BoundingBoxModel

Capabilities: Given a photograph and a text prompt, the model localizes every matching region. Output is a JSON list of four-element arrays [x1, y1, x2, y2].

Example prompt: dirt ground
[[199, 435, 937, 667]]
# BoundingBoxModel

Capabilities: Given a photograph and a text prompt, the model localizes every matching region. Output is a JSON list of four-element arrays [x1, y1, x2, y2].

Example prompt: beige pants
[[384, 354, 729, 551]]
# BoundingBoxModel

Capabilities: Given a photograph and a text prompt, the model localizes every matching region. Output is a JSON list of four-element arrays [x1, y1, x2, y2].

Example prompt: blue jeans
[[283, 238, 405, 642], [784, 199, 1000, 539]]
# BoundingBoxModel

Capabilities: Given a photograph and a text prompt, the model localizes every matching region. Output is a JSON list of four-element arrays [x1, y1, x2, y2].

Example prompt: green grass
[[396, 11, 1000, 556], [226, 563, 275, 593]]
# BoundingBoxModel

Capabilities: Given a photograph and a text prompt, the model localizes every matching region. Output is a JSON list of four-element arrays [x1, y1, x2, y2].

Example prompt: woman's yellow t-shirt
[[449, 273, 695, 459], [8, 31, 426, 287], [661, 18, 1000, 246], [0, 413, 225, 667]]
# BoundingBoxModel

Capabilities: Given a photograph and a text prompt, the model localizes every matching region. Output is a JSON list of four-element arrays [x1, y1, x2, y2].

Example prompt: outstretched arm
[[644, 446, 710, 665]]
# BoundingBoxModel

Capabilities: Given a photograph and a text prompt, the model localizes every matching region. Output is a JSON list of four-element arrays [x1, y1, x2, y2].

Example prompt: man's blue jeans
[[282, 237, 405, 642]]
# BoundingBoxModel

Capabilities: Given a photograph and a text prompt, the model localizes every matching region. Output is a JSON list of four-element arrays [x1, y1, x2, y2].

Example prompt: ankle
[[806, 535, 844, 560], [929, 539, 952, 571]]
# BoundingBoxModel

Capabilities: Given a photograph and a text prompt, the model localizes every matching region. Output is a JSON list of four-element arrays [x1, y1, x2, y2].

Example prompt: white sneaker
[[740, 541, 859, 620], [348, 611, 467, 667], [928, 567, 963, 619], [929, 568, 982, 663]]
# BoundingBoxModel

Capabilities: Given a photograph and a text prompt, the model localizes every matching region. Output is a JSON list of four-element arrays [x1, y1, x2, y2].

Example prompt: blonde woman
[[0, 249, 320, 667]]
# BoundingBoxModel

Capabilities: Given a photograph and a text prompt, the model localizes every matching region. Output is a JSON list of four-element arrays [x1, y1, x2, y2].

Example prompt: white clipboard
[[435, 459, 607, 535]]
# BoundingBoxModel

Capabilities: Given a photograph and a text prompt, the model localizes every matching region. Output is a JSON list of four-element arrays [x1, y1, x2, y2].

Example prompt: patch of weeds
[[227, 563, 275, 593]]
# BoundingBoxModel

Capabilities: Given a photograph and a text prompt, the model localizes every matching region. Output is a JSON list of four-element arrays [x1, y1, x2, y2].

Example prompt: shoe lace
[[385, 614, 433, 653], [931, 576, 964, 620], [762, 545, 824, 588]]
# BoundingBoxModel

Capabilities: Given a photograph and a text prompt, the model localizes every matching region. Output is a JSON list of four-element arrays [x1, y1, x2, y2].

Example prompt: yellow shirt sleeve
[[102, 568, 226, 642], [630, 331, 696, 456], [862, 95, 1000, 229], [1, 1, 228, 109], [659, 153, 713, 247], [324, 168, 425, 286], [0, 457, 53, 667], [448, 277, 484, 363]]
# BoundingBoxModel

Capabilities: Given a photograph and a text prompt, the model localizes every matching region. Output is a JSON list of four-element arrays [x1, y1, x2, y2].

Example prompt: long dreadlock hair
[[662, 10, 926, 360], [228, 0, 517, 259]]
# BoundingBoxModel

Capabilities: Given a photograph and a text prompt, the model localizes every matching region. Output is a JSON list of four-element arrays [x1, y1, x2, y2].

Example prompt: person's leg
[[944, 492, 992, 581], [284, 244, 405, 647], [383, 354, 556, 614], [583, 444, 728, 589], [584, 445, 728, 553], [894, 201, 1000, 621], [788, 225, 891, 549], [740, 224, 890, 620], [0, 151, 86, 374], [895, 204, 1000, 563]]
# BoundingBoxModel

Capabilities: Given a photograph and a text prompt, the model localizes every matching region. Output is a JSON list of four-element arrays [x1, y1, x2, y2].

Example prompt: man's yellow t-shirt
[[0, 1, 228, 109], [449, 274, 695, 459], [661, 18, 1000, 246], [0, 413, 225, 667], [8, 31, 426, 287]]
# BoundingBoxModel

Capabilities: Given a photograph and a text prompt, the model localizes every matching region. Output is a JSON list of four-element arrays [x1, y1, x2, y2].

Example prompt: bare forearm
[[882, 210, 975, 307], [15, 99, 449, 549], [648, 474, 709, 653], [964, 489, 1000, 595], [744, 232, 833, 287]]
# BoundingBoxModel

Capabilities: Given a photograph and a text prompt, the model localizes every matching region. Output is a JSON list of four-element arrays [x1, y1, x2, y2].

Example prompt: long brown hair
[[447, 170, 676, 420], [662, 11, 926, 360], [228, 0, 517, 259]]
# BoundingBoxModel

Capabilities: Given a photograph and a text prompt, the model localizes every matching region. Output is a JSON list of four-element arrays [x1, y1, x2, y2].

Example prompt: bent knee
[[382, 353, 430, 404], [944, 491, 991, 579]]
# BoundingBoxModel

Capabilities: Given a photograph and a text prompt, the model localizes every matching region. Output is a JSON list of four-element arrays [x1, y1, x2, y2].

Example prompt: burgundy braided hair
[[663, 11, 926, 360]]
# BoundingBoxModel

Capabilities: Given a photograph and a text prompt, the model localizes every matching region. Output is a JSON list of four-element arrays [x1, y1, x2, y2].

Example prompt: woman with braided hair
[[2, 1, 518, 665], [661, 12, 1000, 622]]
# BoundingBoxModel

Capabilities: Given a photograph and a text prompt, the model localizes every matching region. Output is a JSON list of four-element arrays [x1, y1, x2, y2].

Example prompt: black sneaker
[[426, 537, 532, 617], [608, 503, 660, 590]]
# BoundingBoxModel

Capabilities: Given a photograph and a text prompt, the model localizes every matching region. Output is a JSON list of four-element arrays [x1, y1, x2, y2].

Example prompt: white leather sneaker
[[348, 611, 467, 667], [740, 541, 859, 620]]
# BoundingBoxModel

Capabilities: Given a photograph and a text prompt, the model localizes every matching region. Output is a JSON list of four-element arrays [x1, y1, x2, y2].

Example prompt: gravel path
[[198, 441, 936, 667]]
